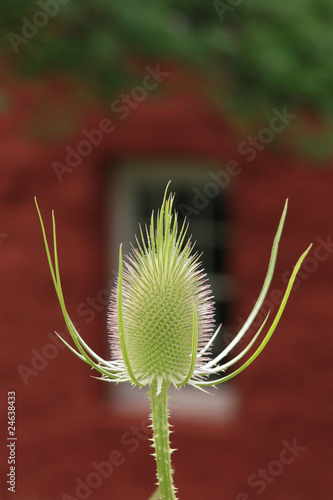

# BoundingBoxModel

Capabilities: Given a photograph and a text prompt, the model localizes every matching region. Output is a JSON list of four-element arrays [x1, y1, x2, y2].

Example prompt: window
[[107, 160, 239, 421]]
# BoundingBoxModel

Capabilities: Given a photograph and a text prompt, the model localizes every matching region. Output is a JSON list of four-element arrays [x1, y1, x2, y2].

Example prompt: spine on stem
[[149, 380, 177, 500]]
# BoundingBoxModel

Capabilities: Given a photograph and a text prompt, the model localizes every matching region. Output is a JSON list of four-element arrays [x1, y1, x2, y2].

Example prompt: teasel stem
[[149, 380, 176, 500]]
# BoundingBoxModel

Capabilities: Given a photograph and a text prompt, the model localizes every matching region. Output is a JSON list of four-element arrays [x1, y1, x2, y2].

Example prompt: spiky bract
[[35, 187, 311, 393], [36, 186, 312, 500]]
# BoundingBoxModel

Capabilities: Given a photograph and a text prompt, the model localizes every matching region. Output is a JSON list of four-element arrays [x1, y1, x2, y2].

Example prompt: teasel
[[35, 184, 311, 500]]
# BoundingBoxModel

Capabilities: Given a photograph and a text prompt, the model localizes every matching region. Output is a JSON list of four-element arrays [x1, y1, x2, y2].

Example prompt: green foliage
[[227, 0, 333, 115], [2, 0, 333, 116]]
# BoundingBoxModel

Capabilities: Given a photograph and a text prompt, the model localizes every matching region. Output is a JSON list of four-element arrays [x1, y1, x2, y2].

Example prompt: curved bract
[[35, 199, 131, 384], [36, 186, 311, 500], [35, 189, 311, 393]]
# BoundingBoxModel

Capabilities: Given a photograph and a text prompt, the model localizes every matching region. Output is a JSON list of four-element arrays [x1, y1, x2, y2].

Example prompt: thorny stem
[[149, 380, 176, 500]]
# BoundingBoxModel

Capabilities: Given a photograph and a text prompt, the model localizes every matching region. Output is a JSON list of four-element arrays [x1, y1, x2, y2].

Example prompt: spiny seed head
[[108, 185, 215, 386], [36, 193, 310, 393]]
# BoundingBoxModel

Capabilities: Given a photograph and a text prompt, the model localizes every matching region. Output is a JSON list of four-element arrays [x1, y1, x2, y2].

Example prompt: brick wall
[[0, 72, 332, 499]]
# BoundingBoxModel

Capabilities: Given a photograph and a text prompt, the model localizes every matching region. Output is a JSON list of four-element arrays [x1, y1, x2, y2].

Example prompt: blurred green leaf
[[1, 0, 333, 119]]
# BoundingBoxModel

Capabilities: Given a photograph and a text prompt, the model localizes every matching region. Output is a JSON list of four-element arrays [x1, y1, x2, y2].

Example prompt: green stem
[[149, 380, 176, 500]]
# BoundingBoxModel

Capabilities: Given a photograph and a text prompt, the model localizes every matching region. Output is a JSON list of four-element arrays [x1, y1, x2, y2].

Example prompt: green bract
[[35, 185, 311, 394], [36, 184, 311, 500]]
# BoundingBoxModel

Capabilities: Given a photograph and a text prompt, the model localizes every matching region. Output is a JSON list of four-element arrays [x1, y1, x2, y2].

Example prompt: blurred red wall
[[0, 69, 332, 500]]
